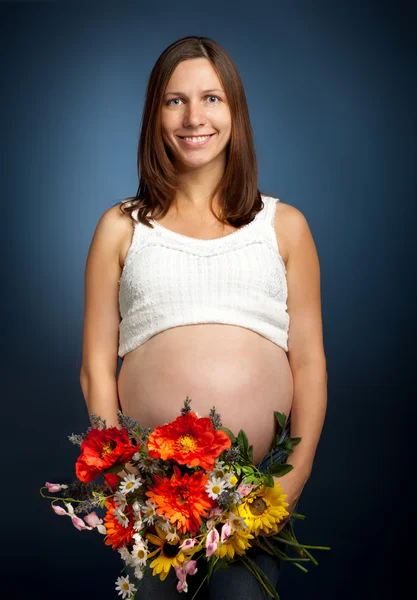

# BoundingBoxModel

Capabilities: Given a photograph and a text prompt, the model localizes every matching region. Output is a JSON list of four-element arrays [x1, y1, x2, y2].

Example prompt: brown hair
[[118, 35, 268, 228]]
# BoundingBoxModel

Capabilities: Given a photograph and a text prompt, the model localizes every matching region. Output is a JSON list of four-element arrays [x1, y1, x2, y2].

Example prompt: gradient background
[[2, 1, 416, 599]]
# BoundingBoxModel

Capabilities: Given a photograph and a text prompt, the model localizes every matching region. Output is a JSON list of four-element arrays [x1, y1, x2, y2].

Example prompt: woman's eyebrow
[[164, 88, 224, 97]]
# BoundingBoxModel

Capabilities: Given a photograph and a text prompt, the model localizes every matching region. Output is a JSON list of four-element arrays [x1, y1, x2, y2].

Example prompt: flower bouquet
[[40, 397, 330, 599]]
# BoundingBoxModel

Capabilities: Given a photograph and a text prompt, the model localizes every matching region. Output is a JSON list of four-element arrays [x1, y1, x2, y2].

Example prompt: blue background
[[2, 1, 416, 598]]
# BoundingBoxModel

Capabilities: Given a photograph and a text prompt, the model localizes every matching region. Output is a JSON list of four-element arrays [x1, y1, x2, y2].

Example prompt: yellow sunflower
[[238, 482, 289, 535], [146, 525, 186, 581], [214, 526, 254, 559]]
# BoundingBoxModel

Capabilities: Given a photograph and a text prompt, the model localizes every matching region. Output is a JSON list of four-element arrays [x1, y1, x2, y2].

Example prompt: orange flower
[[147, 411, 231, 470], [75, 427, 140, 483], [103, 497, 135, 550], [146, 466, 214, 536]]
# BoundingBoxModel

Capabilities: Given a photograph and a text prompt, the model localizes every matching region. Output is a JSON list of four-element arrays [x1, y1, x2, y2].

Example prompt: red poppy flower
[[146, 465, 214, 535], [103, 497, 135, 550], [103, 473, 119, 490], [75, 426, 140, 483], [147, 411, 231, 471]]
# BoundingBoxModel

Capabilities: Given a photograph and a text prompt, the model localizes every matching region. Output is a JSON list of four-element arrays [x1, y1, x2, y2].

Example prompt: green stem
[[262, 539, 309, 563], [273, 532, 331, 551], [190, 557, 219, 600], [241, 559, 273, 597], [255, 538, 275, 555], [241, 557, 281, 599], [39, 488, 87, 504], [190, 571, 209, 600]]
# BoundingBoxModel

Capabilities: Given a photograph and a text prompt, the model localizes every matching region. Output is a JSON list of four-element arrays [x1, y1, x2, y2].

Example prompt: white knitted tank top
[[118, 194, 290, 358]]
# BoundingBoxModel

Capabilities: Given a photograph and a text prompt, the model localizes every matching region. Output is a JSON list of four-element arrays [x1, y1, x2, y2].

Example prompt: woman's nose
[[183, 101, 207, 127]]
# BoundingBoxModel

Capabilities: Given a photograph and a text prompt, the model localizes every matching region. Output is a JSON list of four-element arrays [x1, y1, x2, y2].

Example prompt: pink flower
[[220, 521, 231, 544], [45, 482, 67, 493], [52, 504, 67, 516], [179, 538, 197, 550], [185, 560, 198, 576], [51, 502, 93, 531], [71, 516, 93, 531], [84, 511, 103, 528], [174, 560, 198, 593], [84, 511, 107, 535], [205, 528, 219, 557], [237, 482, 255, 497], [207, 506, 223, 519]]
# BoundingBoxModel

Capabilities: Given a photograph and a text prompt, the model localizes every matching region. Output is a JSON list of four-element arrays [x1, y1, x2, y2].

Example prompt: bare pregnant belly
[[117, 324, 293, 464]]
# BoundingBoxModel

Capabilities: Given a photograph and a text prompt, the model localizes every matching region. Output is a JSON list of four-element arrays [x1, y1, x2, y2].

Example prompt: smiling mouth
[[177, 133, 216, 140]]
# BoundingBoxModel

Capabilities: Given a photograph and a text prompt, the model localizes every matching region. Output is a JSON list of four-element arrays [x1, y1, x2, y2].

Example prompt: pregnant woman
[[80, 36, 327, 599]]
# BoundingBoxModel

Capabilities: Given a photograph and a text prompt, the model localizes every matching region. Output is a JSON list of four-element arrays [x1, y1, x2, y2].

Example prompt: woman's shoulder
[[97, 201, 134, 235], [271, 198, 311, 263], [90, 201, 134, 268], [273, 197, 309, 232]]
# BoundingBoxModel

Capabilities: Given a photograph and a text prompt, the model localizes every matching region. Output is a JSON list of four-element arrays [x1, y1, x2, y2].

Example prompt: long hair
[[119, 35, 267, 228]]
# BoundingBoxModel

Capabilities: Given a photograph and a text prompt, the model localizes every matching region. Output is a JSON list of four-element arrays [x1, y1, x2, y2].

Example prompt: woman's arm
[[79, 204, 129, 429], [287, 360, 328, 478], [278, 203, 328, 478], [80, 370, 122, 430]]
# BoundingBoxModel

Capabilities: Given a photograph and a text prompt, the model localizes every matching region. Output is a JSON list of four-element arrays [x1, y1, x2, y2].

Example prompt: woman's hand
[[117, 461, 140, 478], [260, 467, 309, 536]]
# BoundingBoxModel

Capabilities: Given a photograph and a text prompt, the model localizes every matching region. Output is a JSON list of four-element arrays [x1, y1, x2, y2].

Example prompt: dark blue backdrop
[[2, 1, 416, 599]]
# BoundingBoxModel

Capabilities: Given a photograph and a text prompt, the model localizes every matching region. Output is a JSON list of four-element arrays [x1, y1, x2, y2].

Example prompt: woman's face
[[161, 58, 232, 171]]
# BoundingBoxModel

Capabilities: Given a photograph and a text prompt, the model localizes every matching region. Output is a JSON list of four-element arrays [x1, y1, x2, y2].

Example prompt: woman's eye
[[167, 95, 220, 106]]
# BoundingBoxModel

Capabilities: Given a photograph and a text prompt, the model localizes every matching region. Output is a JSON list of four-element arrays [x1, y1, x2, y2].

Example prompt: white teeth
[[182, 135, 212, 143]]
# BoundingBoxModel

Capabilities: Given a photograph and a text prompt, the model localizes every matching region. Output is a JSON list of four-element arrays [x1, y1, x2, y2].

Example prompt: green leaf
[[248, 444, 254, 463], [262, 473, 275, 487], [241, 466, 254, 475], [237, 430, 249, 455], [219, 427, 237, 443], [280, 437, 302, 452], [274, 411, 287, 432], [267, 463, 294, 477], [207, 556, 219, 581], [271, 434, 281, 450], [213, 558, 229, 573], [244, 474, 262, 485], [271, 435, 302, 453]]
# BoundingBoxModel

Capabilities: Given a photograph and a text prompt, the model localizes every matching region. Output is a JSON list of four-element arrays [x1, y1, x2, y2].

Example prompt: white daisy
[[138, 456, 160, 474], [131, 538, 149, 567], [206, 477, 227, 500], [142, 500, 157, 525], [155, 516, 170, 533], [113, 507, 130, 529], [211, 460, 227, 480], [133, 517, 144, 533], [133, 565, 144, 580], [165, 526, 180, 543], [115, 574, 136, 599], [119, 473, 142, 495], [114, 491, 128, 510], [132, 501, 142, 515], [223, 472, 239, 489], [118, 546, 135, 567], [228, 512, 248, 532]]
